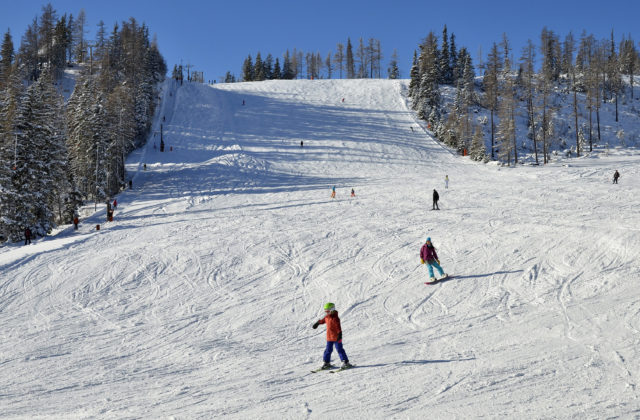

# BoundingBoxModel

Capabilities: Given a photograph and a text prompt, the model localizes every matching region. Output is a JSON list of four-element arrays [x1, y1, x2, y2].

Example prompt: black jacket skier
[[433, 189, 440, 210]]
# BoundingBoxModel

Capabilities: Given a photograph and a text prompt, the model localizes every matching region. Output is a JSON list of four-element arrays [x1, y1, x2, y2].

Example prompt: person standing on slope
[[433, 189, 440, 210], [445, 175, 449, 189], [312, 302, 352, 370], [613, 170, 620, 184], [331, 186, 336, 199], [420, 237, 447, 282]]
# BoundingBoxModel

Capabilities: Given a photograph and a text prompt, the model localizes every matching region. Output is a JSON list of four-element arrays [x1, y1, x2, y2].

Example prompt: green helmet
[[323, 302, 335, 312]]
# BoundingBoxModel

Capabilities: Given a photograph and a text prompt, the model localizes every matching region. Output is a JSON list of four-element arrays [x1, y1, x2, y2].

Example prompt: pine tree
[[242, 55, 254, 81], [0, 31, 14, 91], [496, 35, 516, 165], [264, 53, 274, 80], [272, 58, 281, 80], [440, 25, 451, 84], [408, 51, 420, 99], [346, 38, 355, 79], [387, 49, 400, 79], [449, 33, 458, 83], [254, 52, 265, 81], [6, 69, 66, 238]]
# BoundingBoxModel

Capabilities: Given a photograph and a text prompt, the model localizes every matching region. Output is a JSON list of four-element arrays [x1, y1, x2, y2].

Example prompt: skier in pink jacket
[[420, 237, 447, 282]]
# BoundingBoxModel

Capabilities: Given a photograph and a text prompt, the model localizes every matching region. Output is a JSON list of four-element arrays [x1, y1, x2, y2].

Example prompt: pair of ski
[[425, 274, 450, 285], [310, 364, 354, 374]]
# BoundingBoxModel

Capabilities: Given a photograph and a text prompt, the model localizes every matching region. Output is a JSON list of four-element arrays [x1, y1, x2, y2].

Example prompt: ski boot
[[341, 360, 353, 369]]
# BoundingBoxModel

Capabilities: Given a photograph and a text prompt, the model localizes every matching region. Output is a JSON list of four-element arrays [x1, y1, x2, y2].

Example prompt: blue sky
[[1, 0, 639, 81]]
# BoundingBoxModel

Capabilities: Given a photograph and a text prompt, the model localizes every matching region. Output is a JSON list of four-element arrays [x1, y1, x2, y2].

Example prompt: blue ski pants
[[324, 341, 348, 363], [428, 261, 445, 278]]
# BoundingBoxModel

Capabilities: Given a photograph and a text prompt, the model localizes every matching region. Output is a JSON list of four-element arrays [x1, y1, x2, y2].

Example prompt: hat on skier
[[324, 302, 335, 312], [426, 237, 431, 243]]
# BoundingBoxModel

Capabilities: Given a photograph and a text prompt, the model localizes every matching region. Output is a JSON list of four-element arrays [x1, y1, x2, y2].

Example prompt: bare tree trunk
[[530, 96, 538, 164], [596, 106, 601, 147], [573, 89, 579, 156], [615, 92, 618, 122], [490, 109, 495, 159], [512, 108, 517, 164], [542, 91, 548, 164]]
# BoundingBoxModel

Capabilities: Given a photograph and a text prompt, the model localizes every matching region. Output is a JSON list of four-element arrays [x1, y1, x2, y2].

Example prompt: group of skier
[[312, 176, 451, 371], [330, 186, 356, 199]]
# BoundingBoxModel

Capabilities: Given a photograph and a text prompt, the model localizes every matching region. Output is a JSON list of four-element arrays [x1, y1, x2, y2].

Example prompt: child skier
[[312, 302, 352, 370], [420, 237, 447, 282]]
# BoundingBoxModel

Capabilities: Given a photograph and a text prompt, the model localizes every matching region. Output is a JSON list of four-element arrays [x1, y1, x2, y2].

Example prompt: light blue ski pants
[[428, 261, 445, 278]]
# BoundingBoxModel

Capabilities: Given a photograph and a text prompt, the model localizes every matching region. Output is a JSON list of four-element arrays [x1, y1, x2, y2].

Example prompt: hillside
[[1, 79, 639, 418]]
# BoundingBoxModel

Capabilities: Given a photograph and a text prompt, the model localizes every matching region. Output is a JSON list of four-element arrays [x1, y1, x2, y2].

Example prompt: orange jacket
[[317, 311, 342, 341]]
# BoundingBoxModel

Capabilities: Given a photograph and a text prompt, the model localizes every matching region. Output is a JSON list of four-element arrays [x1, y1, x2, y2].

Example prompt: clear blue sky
[[1, 0, 639, 81]]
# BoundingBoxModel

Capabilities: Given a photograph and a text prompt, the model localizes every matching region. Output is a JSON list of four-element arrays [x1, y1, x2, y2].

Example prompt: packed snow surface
[[1, 79, 640, 418]]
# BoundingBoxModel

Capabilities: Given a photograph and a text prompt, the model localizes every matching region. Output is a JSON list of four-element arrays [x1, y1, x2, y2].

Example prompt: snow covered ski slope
[[1, 79, 640, 418]]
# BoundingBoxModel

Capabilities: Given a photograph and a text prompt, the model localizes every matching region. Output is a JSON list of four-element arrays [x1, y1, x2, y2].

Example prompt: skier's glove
[[420, 258, 425, 264], [437, 259, 440, 265], [312, 322, 319, 329], [337, 332, 342, 341]]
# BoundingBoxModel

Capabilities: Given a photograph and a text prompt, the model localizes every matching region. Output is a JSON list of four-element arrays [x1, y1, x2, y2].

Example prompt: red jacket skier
[[312, 302, 352, 369]]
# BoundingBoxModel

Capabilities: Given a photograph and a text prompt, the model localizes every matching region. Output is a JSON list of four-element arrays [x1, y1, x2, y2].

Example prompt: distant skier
[[312, 302, 352, 370], [410, 126, 414, 132], [351, 188, 355, 197], [24, 227, 32, 245], [300, 141, 303, 147], [242, 99, 245, 106], [129, 180, 133, 189], [113, 199, 118, 210], [432, 189, 440, 210], [420, 237, 447, 282], [331, 186, 336, 199], [73, 216, 79, 230], [445, 175, 449, 189], [613, 170, 620, 184]]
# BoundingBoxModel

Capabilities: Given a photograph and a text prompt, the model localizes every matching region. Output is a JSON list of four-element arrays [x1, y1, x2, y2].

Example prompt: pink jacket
[[420, 244, 439, 263]]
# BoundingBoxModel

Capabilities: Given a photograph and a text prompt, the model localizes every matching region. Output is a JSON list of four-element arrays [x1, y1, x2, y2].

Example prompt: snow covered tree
[[496, 35, 517, 165], [0, 30, 14, 89], [440, 25, 452, 84], [408, 51, 420, 99], [469, 124, 487, 161], [620, 36, 637, 99], [2, 69, 68, 239]]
